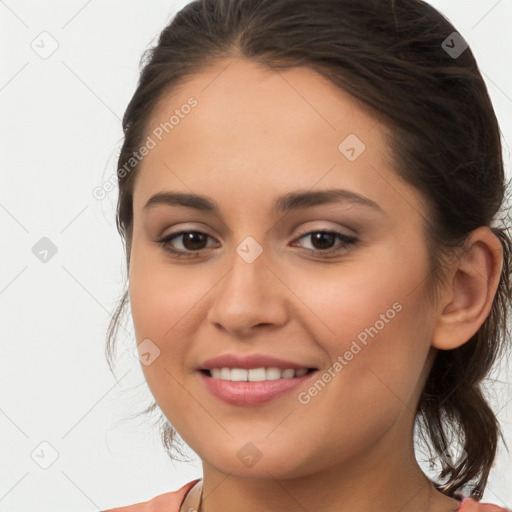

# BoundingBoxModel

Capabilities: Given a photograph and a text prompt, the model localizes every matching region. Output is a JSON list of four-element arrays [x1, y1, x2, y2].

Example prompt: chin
[[199, 442, 318, 480]]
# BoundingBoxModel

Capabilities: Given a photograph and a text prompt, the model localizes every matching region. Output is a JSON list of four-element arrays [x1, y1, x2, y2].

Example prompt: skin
[[128, 58, 503, 512]]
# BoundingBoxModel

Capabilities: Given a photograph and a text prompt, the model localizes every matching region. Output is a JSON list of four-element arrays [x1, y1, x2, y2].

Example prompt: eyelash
[[155, 229, 358, 258]]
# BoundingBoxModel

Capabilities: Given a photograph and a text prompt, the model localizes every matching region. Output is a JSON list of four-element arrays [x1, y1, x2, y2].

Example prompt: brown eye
[[156, 230, 219, 257], [308, 232, 337, 250], [156, 229, 357, 259], [181, 232, 209, 250], [293, 230, 358, 256]]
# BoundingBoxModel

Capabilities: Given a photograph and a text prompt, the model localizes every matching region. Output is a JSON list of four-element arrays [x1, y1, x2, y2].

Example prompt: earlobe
[[431, 227, 503, 351]]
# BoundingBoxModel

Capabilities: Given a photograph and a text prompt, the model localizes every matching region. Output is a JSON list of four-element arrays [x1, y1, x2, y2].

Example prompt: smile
[[204, 367, 314, 381], [199, 367, 318, 406]]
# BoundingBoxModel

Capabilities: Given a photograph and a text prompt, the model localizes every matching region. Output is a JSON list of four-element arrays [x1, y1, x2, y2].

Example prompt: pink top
[[101, 479, 510, 512]]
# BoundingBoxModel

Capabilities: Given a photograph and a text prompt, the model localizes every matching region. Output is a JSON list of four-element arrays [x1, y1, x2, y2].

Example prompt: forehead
[[132, 58, 422, 219], [144, 57, 384, 149]]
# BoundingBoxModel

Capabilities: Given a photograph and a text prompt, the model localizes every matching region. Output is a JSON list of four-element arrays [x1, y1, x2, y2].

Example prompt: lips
[[199, 353, 316, 371], [197, 353, 319, 406], [199, 369, 317, 406]]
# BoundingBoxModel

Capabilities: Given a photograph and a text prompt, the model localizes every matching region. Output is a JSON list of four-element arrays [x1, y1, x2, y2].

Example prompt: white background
[[0, 1, 511, 510]]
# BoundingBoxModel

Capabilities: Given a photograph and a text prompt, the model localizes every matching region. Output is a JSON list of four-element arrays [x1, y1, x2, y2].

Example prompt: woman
[[102, 0, 512, 510]]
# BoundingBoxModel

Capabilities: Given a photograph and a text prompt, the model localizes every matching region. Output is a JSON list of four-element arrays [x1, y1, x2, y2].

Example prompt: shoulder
[[458, 497, 511, 512], [100, 479, 201, 512]]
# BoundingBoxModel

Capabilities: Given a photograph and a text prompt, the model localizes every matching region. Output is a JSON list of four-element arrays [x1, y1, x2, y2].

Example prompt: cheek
[[284, 241, 426, 336], [128, 242, 205, 342], [128, 262, 202, 430], [284, 241, 432, 394], [128, 248, 216, 402]]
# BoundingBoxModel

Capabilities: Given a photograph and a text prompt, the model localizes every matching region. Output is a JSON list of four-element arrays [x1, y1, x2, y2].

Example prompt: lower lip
[[199, 370, 317, 406]]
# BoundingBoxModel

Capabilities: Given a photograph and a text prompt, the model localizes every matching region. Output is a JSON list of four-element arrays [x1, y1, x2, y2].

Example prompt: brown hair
[[105, 0, 512, 499]]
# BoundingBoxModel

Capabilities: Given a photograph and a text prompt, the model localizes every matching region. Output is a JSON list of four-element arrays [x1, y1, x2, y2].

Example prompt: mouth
[[198, 367, 319, 406], [199, 367, 318, 381]]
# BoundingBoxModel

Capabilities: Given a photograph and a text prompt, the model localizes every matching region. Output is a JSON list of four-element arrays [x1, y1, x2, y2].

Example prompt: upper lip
[[199, 353, 316, 370]]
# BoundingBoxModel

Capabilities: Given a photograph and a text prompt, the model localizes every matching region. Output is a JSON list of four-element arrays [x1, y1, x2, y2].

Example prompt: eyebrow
[[143, 188, 384, 214]]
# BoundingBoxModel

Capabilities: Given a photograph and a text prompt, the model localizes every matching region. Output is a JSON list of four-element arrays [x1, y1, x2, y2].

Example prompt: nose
[[206, 246, 289, 337]]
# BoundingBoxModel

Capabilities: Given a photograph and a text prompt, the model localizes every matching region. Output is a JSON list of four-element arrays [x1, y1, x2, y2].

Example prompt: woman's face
[[128, 58, 439, 479]]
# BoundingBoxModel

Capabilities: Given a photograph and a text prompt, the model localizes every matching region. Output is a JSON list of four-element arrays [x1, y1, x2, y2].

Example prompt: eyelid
[[293, 222, 357, 238], [158, 222, 217, 239], [156, 224, 359, 259], [158, 221, 355, 242]]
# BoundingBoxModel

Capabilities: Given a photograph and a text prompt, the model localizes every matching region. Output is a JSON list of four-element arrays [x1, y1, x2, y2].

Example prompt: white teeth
[[230, 368, 247, 381], [208, 367, 310, 381], [248, 368, 267, 381], [266, 367, 282, 380]]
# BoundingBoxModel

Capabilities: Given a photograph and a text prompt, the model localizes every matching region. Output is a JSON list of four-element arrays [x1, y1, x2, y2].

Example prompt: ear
[[432, 226, 503, 350]]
